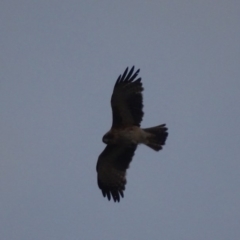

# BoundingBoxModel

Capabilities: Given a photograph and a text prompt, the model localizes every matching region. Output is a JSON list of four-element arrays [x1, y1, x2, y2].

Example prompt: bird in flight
[[96, 66, 168, 202]]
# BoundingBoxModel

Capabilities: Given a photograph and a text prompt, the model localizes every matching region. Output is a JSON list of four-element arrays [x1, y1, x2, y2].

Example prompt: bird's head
[[102, 132, 114, 144]]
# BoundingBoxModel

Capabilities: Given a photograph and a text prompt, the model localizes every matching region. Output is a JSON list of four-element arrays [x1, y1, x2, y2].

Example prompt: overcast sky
[[1, 1, 240, 240]]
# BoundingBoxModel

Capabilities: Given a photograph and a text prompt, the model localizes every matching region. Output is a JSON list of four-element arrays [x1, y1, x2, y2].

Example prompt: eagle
[[96, 66, 168, 202]]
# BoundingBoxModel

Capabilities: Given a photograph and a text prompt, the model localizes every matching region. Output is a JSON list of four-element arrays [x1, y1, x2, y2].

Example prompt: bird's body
[[96, 66, 168, 202], [103, 126, 145, 145]]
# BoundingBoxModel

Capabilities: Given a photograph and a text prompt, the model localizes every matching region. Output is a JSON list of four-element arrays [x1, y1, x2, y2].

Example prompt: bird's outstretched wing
[[111, 66, 144, 128], [96, 144, 137, 202]]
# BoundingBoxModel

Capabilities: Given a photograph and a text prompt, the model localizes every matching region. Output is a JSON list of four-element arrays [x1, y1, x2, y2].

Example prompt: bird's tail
[[143, 124, 168, 151]]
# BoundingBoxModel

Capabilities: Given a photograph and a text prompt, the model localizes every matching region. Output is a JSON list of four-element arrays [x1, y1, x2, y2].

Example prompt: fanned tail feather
[[143, 124, 168, 151]]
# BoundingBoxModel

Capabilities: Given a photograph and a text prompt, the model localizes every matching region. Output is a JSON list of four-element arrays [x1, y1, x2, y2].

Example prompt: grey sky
[[1, 1, 240, 239]]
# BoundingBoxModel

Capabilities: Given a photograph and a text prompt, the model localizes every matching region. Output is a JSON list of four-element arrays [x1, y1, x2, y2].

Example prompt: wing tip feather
[[116, 66, 141, 84], [100, 188, 123, 202]]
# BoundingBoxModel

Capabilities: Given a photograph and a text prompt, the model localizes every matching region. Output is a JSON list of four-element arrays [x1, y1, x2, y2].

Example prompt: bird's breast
[[112, 126, 144, 144]]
